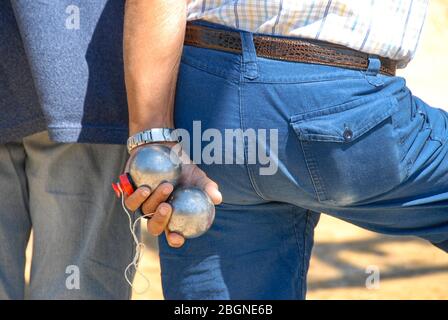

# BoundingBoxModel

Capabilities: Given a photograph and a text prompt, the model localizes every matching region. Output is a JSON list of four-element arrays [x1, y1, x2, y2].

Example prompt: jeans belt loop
[[366, 55, 384, 87], [240, 31, 259, 80], [367, 55, 381, 76]]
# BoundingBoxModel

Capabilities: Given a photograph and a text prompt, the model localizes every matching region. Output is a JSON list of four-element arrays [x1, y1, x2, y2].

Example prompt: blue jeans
[[159, 23, 448, 299]]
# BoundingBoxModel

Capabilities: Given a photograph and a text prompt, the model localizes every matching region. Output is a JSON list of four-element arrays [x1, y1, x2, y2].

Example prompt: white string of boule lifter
[[117, 183, 153, 294]]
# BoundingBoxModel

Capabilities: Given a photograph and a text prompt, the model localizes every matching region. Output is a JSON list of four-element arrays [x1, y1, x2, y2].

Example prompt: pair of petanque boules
[[113, 145, 215, 239]]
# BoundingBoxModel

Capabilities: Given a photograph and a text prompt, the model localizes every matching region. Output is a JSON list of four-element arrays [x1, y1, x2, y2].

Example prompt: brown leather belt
[[185, 23, 397, 76]]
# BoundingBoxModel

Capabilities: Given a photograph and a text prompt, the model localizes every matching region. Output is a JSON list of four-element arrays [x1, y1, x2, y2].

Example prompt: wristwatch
[[127, 128, 179, 153]]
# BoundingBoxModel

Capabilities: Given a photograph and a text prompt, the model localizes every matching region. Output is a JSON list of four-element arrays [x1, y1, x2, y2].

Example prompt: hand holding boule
[[122, 143, 222, 248]]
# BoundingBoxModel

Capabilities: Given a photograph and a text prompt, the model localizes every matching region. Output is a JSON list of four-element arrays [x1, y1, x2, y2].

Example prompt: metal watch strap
[[127, 128, 178, 153]]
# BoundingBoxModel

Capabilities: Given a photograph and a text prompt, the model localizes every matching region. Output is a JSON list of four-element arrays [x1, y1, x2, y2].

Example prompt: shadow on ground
[[309, 235, 448, 291]]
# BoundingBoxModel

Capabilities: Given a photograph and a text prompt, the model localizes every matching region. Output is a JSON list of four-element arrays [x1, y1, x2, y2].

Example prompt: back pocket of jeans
[[290, 96, 403, 205]]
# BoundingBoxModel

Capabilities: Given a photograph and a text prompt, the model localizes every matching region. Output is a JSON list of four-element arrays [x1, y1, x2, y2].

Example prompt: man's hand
[[123, 144, 222, 248]]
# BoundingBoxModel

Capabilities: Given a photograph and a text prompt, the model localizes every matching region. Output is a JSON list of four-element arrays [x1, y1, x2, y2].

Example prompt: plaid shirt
[[186, 0, 429, 67]]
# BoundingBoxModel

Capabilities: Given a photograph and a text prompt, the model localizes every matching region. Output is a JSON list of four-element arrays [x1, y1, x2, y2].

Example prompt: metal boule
[[167, 187, 215, 239], [128, 144, 182, 191]]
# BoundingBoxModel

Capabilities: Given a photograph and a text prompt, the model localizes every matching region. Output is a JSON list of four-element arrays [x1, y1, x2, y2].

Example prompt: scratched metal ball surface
[[128, 145, 182, 190], [168, 187, 215, 239]]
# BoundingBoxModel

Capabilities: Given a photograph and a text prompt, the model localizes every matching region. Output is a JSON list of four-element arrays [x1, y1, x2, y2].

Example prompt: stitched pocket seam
[[291, 96, 399, 143]]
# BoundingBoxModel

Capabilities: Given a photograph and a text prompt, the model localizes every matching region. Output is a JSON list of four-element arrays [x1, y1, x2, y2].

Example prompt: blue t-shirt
[[1, 0, 128, 144]]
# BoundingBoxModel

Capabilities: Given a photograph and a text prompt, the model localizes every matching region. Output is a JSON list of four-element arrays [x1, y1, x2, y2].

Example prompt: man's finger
[[147, 202, 172, 236], [165, 230, 185, 248], [186, 167, 222, 205], [123, 186, 151, 211], [194, 174, 222, 205], [141, 182, 174, 214], [203, 180, 222, 205]]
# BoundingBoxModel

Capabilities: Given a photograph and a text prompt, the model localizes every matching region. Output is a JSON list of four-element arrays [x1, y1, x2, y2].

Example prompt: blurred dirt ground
[[131, 0, 448, 300]]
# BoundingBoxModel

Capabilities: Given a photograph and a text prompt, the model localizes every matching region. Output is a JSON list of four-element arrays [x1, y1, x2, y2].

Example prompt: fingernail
[[163, 187, 172, 195], [141, 188, 150, 197], [159, 206, 168, 216], [172, 238, 183, 246]]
